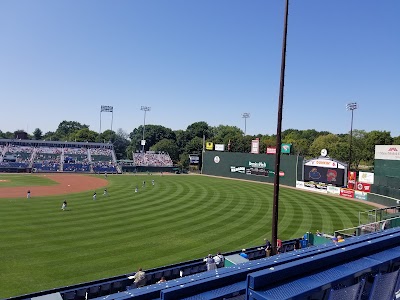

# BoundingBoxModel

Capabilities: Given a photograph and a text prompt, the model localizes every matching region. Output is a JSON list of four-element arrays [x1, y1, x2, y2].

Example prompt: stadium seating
[[133, 152, 173, 167], [10, 228, 400, 300]]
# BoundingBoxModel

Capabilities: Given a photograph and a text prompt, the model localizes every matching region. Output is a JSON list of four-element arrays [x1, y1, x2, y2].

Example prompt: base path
[[0, 174, 108, 198]]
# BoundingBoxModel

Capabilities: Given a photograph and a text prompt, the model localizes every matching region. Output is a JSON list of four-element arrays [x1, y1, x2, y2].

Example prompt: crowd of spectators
[[0, 144, 117, 173], [33, 147, 62, 171], [133, 152, 173, 167]]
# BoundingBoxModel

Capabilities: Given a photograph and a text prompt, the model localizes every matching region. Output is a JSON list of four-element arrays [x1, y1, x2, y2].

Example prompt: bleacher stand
[[133, 151, 173, 167], [33, 147, 62, 172], [0, 144, 33, 168], [63, 147, 90, 172], [90, 148, 117, 173]]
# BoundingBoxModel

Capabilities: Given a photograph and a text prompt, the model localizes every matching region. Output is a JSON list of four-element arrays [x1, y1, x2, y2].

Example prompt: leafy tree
[[174, 129, 190, 154], [33, 128, 43, 140], [185, 136, 203, 154], [364, 131, 393, 162], [309, 134, 341, 158], [112, 129, 130, 160], [129, 125, 176, 152], [0, 130, 13, 139], [177, 153, 190, 170], [42, 131, 62, 141], [151, 139, 180, 162], [70, 128, 98, 142], [56, 121, 89, 138], [186, 121, 212, 139], [393, 136, 400, 145]]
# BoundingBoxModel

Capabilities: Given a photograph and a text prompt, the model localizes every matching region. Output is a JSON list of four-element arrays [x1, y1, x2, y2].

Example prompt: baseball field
[[0, 173, 375, 298]]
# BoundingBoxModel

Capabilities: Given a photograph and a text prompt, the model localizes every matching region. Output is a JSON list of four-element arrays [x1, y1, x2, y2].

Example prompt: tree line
[[1, 120, 399, 170]]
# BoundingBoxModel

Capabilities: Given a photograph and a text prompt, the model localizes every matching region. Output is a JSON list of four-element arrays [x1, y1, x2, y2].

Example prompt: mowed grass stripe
[[0, 174, 375, 298]]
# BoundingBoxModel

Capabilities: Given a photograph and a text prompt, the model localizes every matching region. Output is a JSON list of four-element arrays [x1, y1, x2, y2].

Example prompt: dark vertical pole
[[349, 109, 354, 170], [272, 0, 289, 255]]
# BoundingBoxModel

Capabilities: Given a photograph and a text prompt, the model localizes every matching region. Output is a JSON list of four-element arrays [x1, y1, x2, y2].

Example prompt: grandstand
[[8, 228, 400, 300], [0, 139, 119, 174], [132, 151, 173, 167]]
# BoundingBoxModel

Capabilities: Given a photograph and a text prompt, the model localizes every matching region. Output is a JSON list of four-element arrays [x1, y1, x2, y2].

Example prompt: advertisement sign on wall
[[251, 139, 260, 154], [347, 171, 357, 190], [340, 188, 355, 198], [206, 142, 214, 150], [355, 182, 371, 192], [358, 172, 374, 184], [375, 145, 400, 161], [281, 143, 291, 154], [189, 155, 199, 164], [266, 147, 276, 154], [327, 186, 341, 195], [304, 159, 345, 169], [354, 190, 368, 200], [215, 144, 225, 151], [296, 181, 328, 194]]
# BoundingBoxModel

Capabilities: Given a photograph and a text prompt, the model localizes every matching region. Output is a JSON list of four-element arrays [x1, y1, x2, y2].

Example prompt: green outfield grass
[[0, 174, 57, 187], [0, 174, 374, 298]]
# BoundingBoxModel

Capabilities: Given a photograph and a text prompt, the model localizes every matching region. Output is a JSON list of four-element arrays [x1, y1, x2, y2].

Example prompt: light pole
[[346, 102, 358, 170], [141, 106, 151, 153], [242, 113, 250, 135]]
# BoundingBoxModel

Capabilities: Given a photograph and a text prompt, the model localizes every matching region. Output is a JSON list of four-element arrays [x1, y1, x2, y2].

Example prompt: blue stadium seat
[[99, 283, 111, 296], [327, 279, 365, 300], [368, 269, 400, 300], [63, 291, 76, 300]]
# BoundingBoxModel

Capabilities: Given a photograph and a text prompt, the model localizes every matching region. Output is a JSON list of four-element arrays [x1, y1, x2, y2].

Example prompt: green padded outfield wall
[[371, 159, 400, 200], [202, 151, 303, 187]]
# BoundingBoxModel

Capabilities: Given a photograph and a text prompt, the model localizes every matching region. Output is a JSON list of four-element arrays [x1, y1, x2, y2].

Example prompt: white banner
[[251, 139, 260, 154], [375, 145, 400, 160], [295, 181, 328, 194], [327, 186, 341, 195], [215, 144, 225, 151], [358, 171, 374, 184], [304, 159, 345, 169]]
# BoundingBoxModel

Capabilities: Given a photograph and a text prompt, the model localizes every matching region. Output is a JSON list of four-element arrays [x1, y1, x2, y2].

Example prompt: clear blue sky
[[1, 0, 399, 137]]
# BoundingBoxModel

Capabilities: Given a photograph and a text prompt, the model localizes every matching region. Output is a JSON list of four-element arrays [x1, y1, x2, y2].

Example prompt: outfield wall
[[202, 151, 303, 187]]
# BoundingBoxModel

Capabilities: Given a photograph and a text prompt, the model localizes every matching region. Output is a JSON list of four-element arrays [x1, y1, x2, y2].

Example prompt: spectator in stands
[[61, 200, 67, 211], [27, 190, 31, 199], [204, 254, 217, 271], [294, 239, 301, 250], [213, 252, 225, 268], [264, 239, 272, 257], [133, 268, 146, 287], [239, 249, 248, 259], [157, 276, 167, 283]]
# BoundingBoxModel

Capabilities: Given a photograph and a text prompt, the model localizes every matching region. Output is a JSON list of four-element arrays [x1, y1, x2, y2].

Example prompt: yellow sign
[[206, 142, 214, 150]]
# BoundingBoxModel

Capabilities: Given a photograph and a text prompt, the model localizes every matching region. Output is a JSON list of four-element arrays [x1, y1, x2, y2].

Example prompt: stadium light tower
[[346, 102, 358, 170], [141, 106, 151, 153], [242, 113, 250, 135]]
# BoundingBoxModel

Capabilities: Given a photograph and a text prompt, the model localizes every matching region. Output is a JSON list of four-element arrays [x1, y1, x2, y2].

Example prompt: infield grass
[[0, 174, 374, 298]]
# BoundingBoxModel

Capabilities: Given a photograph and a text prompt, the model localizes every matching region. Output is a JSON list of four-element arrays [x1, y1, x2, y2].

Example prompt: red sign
[[347, 171, 357, 189], [266, 147, 276, 154], [279, 171, 285, 177], [355, 182, 371, 192], [340, 188, 355, 198]]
